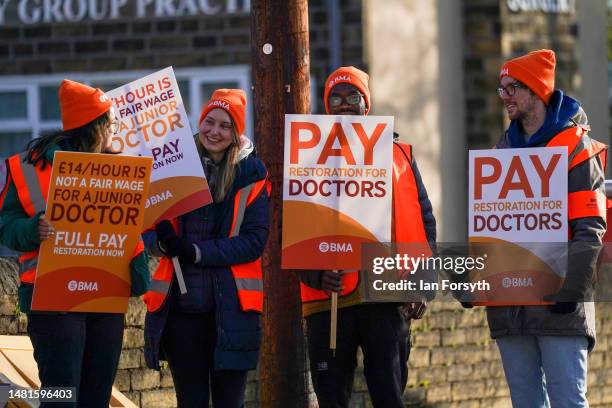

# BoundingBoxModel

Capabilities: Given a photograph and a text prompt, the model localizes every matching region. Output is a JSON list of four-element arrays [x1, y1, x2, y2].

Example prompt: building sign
[[0, 0, 250, 25], [507, 0, 575, 13]]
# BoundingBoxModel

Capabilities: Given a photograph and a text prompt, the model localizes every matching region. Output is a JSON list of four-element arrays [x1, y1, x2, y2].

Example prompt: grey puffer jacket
[[487, 90, 606, 351]]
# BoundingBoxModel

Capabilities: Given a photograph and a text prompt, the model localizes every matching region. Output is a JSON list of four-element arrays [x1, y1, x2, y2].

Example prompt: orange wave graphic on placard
[[282, 235, 378, 269], [76, 297, 129, 313], [282, 201, 379, 269], [282, 201, 378, 248], [144, 176, 212, 229], [468, 236, 563, 306], [31, 266, 130, 313]]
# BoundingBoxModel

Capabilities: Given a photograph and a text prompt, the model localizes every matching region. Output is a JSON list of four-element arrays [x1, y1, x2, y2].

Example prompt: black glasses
[[328, 93, 363, 107], [497, 82, 526, 98]]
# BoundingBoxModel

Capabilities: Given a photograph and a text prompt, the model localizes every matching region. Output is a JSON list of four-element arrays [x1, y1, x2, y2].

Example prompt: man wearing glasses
[[300, 66, 436, 407], [489, 49, 606, 407]]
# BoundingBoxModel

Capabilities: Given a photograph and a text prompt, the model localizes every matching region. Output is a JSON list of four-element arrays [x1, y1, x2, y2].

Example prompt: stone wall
[[2, 257, 612, 407]]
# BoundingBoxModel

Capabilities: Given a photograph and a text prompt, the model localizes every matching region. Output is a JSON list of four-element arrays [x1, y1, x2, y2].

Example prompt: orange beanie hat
[[199, 89, 247, 136], [59, 79, 112, 131], [500, 49, 556, 104], [324, 66, 371, 114]]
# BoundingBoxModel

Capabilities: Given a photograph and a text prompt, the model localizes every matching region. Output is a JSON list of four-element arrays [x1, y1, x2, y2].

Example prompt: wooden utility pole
[[251, 1, 313, 407]]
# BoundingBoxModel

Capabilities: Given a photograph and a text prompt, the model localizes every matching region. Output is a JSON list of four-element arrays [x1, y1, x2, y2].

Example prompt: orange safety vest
[[5, 152, 145, 286], [546, 125, 608, 225], [143, 177, 271, 313], [6, 153, 52, 285], [300, 142, 432, 308]]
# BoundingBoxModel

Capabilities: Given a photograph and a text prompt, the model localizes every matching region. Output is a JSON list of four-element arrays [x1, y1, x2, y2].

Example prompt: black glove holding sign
[[155, 220, 196, 264]]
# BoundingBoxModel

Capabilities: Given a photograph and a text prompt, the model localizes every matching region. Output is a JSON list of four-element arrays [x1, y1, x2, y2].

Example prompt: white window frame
[[0, 84, 37, 134]]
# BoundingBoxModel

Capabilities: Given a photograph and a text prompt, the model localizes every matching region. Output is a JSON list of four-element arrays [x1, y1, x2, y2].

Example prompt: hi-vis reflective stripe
[[8, 153, 47, 217], [149, 279, 170, 294], [19, 256, 37, 274], [235, 277, 263, 291], [19, 155, 45, 214], [230, 183, 255, 237]]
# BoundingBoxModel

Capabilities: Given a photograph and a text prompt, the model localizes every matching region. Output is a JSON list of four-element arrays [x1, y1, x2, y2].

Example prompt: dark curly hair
[[25, 111, 112, 168]]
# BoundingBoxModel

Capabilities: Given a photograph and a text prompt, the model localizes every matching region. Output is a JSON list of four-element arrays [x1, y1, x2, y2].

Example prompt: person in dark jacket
[[143, 89, 270, 408], [301, 67, 437, 408], [489, 49, 606, 408], [0, 79, 150, 408]]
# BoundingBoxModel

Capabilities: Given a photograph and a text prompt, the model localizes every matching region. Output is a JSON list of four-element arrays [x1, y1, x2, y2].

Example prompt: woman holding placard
[[143, 89, 270, 407], [0, 79, 150, 407]]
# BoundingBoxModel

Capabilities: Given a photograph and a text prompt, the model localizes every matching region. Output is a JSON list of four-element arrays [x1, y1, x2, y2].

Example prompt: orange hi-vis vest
[[5, 152, 145, 286], [143, 177, 271, 313], [7, 153, 52, 285], [300, 142, 432, 310], [546, 125, 608, 226]]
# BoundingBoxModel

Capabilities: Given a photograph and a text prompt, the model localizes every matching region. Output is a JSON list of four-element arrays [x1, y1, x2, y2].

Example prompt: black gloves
[[155, 220, 196, 264], [548, 302, 577, 314], [543, 291, 580, 314], [320, 270, 344, 293]]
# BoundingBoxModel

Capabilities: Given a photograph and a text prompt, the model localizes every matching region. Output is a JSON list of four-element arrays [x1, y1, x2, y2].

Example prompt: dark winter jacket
[[488, 90, 606, 351], [143, 138, 270, 371]]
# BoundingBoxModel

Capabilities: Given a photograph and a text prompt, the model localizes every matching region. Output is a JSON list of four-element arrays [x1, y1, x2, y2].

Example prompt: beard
[[507, 94, 538, 123]]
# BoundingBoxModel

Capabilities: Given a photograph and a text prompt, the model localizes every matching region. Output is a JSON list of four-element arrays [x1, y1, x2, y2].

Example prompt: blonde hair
[[197, 125, 241, 203]]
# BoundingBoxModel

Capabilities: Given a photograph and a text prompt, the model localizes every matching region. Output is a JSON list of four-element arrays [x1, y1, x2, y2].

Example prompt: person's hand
[[401, 301, 427, 320], [38, 214, 55, 241], [155, 220, 196, 264], [548, 302, 577, 314], [156, 220, 177, 245], [543, 291, 579, 314], [321, 270, 344, 296]]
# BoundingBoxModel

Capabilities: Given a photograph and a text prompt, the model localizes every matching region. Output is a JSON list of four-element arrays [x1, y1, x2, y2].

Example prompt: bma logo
[[501, 277, 533, 288], [328, 75, 351, 88], [500, 68, 509, 76], [67, 280, 99, 292], [318, 242, 353, 253], [209, 100, 230, 110]]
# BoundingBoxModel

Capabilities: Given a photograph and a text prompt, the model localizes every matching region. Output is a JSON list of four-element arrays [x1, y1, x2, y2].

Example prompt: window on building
[[0, 65, 252, 161]]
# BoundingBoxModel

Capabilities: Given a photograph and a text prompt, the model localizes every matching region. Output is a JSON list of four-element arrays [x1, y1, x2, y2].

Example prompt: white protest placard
[[282, 114, 394, 270], [468, 147, 568, 304], [107, 67, 212, 229]]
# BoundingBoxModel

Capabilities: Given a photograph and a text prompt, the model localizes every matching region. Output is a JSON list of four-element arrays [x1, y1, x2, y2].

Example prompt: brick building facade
[[0, 0, 609, 407]]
